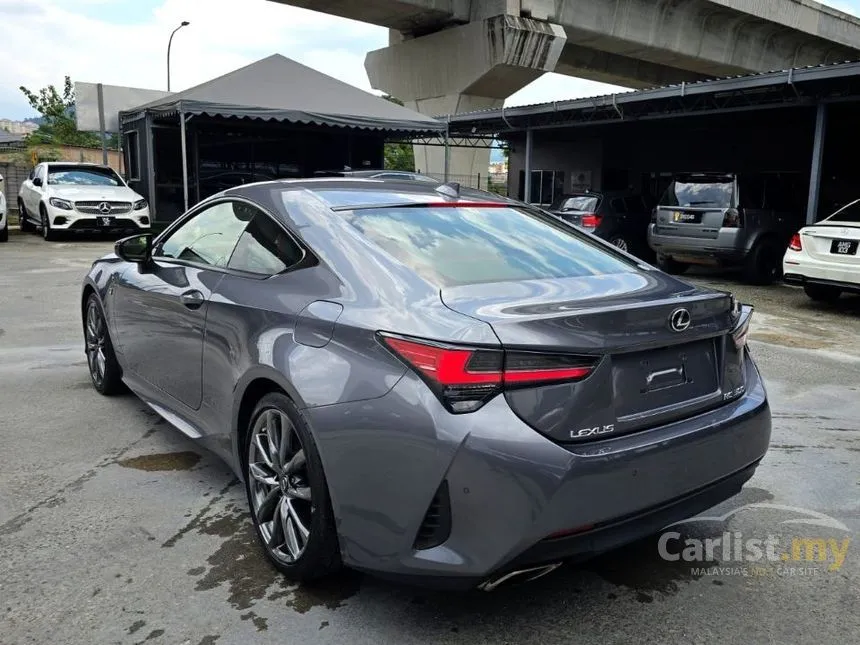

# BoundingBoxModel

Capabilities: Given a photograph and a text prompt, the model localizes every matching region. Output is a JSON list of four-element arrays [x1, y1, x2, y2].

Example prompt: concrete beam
[[268, 0, 461, 32], [555, 44, 711, 89], [366, 15, 565, 101], [541, 0, 859, 80]]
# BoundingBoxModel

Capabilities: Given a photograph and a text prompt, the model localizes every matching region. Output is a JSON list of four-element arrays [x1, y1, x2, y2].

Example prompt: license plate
[[96, 216, 114, 227], [831, 239, 858, 255], [672, 211, 701, 223]]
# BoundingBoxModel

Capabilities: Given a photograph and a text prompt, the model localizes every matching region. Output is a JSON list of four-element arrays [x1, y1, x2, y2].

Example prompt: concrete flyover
[[270, 0, 860, 178]]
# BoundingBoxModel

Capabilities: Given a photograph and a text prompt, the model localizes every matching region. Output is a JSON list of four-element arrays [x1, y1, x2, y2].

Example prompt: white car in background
[[0, 173, 7, 243], [783, 199, 860, 301], [18, 162, 150, 241]]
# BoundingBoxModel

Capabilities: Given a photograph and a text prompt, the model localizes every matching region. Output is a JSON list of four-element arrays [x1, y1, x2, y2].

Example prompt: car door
[[111, 199, 252, 410], [22, 164, 41, 215]]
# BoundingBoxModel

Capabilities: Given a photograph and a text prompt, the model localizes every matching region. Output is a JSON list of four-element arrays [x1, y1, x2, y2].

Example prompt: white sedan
[[18, 162, 150, 241], [783, 199, 860, 301]]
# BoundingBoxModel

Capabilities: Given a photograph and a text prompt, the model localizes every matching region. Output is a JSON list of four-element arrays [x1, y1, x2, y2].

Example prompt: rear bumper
[[648, 225, 749, 264], [784, 273, 860, 293], [309, 352, 771, 587], [783, 253, 860, 292]]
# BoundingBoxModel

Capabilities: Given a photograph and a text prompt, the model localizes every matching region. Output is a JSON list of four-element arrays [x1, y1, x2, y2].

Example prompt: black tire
[[84, 294, 125, 395], [18, 202, 33, 233], [607, 233, 633, 254], [743, 239, 782, 285], [244, 392, 341, 582], [0, 223, 7, 243], [804, 284, 842, 302], [656, 255, 689, 275], [41, 205, 58, 241]]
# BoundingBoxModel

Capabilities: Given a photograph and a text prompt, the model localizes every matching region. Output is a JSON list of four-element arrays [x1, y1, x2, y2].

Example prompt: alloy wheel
[[85, 301, 107, 387], [611, 236, 629, 252], [248, 408, 313, 564]]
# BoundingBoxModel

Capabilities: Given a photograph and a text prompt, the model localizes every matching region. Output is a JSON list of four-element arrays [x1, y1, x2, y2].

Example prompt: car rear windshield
[[48, 166, 121, 187], [339, 204, 636, 287], [827, 200, 860, 223], [550, 195, 599, 212], [660, 176, 734, 208]]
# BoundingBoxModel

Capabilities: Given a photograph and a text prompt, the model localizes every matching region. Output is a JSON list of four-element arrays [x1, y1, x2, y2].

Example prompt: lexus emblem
[[669, 308, 692, 332], [97, 202, 112, 214]]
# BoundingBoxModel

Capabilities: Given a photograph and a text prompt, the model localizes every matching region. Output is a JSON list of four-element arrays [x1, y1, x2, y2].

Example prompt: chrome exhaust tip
[[477, 562, 562, 592]]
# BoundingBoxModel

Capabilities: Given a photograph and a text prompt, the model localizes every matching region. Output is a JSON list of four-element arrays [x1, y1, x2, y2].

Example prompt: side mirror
[[32, 177, 43, 187], [115, 233, 152, 263]]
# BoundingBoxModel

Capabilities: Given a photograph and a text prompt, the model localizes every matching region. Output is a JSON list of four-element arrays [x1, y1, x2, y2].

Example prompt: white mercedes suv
[[18, 162, 150, 241], [783, 199, 860, 301]]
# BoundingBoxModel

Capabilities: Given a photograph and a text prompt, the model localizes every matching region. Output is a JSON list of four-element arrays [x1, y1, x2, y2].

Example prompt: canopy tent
[[120, 54, 445, 220], [122, 53, 444, 133]]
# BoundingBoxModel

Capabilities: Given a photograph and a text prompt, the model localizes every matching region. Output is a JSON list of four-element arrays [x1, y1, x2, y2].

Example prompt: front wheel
[[804, 284, 842, 302], [84, 294, 124, 395], [245, 393, 341, 582], [0, 222, 7, 243], [41, 206, 58, 242]]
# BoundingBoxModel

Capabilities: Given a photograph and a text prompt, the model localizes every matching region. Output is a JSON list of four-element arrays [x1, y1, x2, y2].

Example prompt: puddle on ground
[[117, 451, 201, 471], [170, 488, 362, 619], [584, 535, 707, 598]]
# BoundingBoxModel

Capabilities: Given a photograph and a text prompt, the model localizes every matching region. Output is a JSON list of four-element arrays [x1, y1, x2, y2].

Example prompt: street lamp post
[[167, 21, 190, 92]]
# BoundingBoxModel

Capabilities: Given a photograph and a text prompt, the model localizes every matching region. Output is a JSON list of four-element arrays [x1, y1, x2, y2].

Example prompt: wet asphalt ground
[[0, 230, 858, 645]]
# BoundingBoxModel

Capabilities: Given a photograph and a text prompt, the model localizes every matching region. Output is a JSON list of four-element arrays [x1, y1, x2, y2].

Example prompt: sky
[[1, 0, 860, 122]]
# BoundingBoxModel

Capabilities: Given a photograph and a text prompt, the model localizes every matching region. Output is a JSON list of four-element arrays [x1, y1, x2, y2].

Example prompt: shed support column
[[180, 111, 189, 212], [806, 103, 827, 225], [524, 128, 533, 204]]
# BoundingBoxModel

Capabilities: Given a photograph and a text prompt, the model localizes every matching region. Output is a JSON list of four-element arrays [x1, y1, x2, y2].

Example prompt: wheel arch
[[231, 368, 310, 482], [81, 283, 98, 338]]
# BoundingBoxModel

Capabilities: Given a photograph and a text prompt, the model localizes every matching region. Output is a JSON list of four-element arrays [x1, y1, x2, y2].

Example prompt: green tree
[[19, 76, 101, 148], [381, 95, 415, 172]]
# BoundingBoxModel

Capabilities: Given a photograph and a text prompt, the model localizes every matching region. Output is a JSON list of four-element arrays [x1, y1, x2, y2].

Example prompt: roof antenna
[[435, 182, 460, 199]]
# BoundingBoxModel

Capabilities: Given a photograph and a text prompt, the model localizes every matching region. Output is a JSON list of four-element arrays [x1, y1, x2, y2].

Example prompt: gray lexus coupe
[[81, 179, 771, 589]]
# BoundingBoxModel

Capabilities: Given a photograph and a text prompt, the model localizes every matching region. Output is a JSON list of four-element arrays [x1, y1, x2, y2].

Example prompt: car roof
[[229, 177, 512, 209], [45, 162, 113, 169]]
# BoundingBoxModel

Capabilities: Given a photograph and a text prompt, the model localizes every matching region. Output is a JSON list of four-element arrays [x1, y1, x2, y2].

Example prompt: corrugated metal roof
[[446, 59, 860, 122]]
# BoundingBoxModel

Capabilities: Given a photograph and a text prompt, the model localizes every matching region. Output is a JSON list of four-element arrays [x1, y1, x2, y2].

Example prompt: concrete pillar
[[806, 103, 827, 225], [366, 14, 566, 182]]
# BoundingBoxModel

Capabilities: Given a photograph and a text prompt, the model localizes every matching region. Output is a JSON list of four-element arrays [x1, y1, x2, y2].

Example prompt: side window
[[38, 165, 47, 182], [158, 201, 251, 268], [228, 210, 304, 275]]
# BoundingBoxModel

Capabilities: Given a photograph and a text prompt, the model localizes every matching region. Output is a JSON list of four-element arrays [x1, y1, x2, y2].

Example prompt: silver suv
[[648, 173, 805, 284]]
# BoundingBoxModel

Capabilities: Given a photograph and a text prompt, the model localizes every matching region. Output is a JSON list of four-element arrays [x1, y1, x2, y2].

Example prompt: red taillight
[[380, 335, 595, 413], [580, 213, 602, 229], [788, 233, 802, 251], [380, 337, 500, 385], [722, 208, 742, 228]]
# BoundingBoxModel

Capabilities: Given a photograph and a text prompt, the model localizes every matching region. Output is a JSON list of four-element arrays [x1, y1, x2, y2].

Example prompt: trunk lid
[[441, 271, 740, 442], [802, 222, 860, 263]]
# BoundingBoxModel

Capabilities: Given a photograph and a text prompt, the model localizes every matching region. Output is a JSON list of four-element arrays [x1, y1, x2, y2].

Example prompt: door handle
[[180, 289, 205, 309]]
